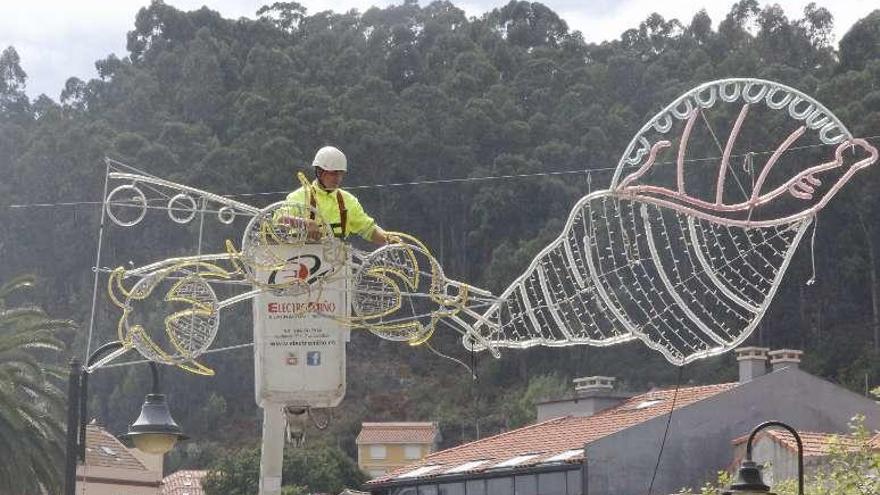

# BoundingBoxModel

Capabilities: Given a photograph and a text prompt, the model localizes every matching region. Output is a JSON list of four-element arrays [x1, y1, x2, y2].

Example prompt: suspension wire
[[10, 135, 880, 210], [225, 135, 880, 197], [84, 161, 111, 361], [646, 365, 685, 495], [425, 335, 475, 378], [100, 342, 255, 369], [807, 214, 819, 286]]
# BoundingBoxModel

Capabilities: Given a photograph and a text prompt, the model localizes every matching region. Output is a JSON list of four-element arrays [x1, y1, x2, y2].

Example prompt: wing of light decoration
[[468, 78, 878, 365]]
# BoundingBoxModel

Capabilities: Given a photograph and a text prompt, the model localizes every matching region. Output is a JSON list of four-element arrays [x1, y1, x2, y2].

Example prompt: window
[[634, 399, 664, 409], [514, 474, 537, 495], [465, 479, 486, 495], [492, 454, 540, 467], [444, 460, 489, 474], [543, 450, 582, 463], [566, 469, 583, 495], [404, 444, 423, 460], [537, 472, 565, 495], [418, 484, 438, 495], [398, 466, 442, 479], [487, 477, 513, 495], [370, 445, 387, 459], [438, 482, 465, 495]]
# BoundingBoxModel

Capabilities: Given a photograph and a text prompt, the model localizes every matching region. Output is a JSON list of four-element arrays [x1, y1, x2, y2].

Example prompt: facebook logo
[[306, 351, 321, 366]]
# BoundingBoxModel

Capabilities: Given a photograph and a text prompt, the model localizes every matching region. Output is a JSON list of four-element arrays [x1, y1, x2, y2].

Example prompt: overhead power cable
[[7, 135, 880, 210]]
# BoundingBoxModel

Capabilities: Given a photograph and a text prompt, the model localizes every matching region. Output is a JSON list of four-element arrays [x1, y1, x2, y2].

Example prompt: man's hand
[[370, 227, 396, 246], [278, 215, 322, 241], [304, 219, 321, 241]]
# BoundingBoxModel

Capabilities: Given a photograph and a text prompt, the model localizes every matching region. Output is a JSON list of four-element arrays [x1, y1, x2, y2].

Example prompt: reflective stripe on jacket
[[284, 181, 377, 240]]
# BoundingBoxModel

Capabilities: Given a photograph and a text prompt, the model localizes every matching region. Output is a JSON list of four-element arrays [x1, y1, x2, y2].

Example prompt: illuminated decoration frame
[[467, 78, 878, 365], [92, 78, 877, 373], [99, 171, 498, 376]]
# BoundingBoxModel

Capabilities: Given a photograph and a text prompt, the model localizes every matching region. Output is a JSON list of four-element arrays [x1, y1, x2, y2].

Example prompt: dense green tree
[[2, 0, 880, 475], [203, 443, 366, 495], [838, 10, 880, 71]]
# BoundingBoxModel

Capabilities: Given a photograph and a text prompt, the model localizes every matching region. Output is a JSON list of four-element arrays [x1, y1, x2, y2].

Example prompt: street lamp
[[723, 420, 804, 495], [64, 341, 187, 495], [122, 360, 188, 454]]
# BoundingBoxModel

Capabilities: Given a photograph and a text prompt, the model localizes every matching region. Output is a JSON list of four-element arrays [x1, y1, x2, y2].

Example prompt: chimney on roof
[[536, 376, 632, 421], [574, 376, 616, 395], [736, 346, 769, 382], [768, 349, 802, 371]]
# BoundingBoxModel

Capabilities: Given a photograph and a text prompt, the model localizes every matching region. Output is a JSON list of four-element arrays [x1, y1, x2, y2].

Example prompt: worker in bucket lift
[[278, 146, 390, 245]]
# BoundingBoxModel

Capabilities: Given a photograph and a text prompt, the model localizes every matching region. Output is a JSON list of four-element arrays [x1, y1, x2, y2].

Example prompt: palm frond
[[0, 274, 36, 302], [0, 275, 69, 493]]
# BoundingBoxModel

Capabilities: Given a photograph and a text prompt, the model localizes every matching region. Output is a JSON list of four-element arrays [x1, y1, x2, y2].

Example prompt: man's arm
[[344, 192, 391, 245], [369, 226, 389, 245]]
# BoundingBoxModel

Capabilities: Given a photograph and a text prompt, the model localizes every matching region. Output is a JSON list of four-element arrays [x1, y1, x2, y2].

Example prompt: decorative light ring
[[742, 81, 769, 103], [765, 87, 792, 109], [805, 109, 830, 130], [670, 98, 695, 120], [218, 206, 236, 224], [694, 86, 717, 108], [718, 81, 741, 102], [168, 194, 198, 224], [624, 137, 651, 165], [106, 184, 147, 227], [819, 123, 846, 144], [652, 113, 673, 133], [788, 97, 815, 120]]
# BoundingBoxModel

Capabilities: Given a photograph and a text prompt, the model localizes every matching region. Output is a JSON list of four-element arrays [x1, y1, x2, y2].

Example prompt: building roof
[[83, 424, 149, 471], [356, 422, 439, 445], [162, 470, 207, 495], [734, 429, 878, 457], [367, 382, 736, 486]]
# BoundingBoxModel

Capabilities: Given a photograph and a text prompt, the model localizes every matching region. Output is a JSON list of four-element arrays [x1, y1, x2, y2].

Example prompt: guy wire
[[647, 364, 685, 495]]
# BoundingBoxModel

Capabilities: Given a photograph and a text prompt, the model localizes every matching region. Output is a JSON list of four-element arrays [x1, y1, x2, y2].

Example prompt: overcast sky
[[2, 1, 877, 101]]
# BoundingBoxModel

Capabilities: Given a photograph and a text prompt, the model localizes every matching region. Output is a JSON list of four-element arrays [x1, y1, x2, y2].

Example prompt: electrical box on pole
[[252, 243, 350, 494]]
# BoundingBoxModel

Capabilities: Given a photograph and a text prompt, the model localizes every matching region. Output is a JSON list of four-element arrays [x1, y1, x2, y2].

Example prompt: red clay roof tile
[[733, 429, 877, 457], [83, 424, 148, 471], [161, 470, 207, 495], [357, 422, 439, 444], [367, 382, 736, 485]]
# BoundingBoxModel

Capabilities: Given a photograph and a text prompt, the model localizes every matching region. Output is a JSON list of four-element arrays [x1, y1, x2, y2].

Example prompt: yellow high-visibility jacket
[[284, 181, 377, 241]]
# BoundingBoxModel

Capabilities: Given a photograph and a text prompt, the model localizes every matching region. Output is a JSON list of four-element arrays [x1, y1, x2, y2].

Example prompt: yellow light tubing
[[107, 261, 232, 376]]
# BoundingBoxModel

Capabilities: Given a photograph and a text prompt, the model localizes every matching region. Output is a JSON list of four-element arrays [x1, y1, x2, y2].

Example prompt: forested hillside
[[1, 0, 879, 478]]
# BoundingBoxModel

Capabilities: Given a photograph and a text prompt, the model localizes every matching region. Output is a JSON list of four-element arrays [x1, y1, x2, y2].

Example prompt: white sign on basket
[[253, 243, 350, 408]]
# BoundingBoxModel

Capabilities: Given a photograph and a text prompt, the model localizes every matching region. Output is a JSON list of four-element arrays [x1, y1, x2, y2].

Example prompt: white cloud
[[0, 0, 875, 100]]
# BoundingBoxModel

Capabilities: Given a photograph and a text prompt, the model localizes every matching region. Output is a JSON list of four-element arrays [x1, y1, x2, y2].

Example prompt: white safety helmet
[[312, 146, 347, 172]]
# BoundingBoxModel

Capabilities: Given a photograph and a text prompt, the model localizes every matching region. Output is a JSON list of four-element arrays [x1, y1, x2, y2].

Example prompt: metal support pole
[[582, 445, 589, 495], [79, 371, 88, 461], [64, 358, 82, 495], [149, 362, 160, 394], [259, 403, 286, 495]]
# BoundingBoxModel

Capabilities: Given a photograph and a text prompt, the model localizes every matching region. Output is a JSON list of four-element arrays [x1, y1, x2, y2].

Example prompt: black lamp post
[[723, 421, 804, 495], [63, 342, 187, 495]]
